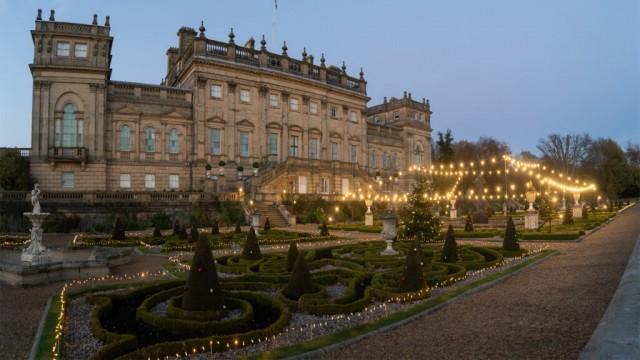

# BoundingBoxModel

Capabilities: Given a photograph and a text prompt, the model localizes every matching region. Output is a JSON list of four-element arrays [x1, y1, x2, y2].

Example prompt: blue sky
[[0, 0, 638, 153]]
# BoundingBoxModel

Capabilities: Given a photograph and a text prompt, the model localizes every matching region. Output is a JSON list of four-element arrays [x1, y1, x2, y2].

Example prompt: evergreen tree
[[399, 176, 441, 242], [563, 206, 573, 225], [112, 217, 126, 240], [211, 220, 220, 235], [242, 226, 261, 260], [399, 243, 426, 292], [502, 216, 520, 251], [182, 233, 224, 313], [319, 220, 329, 236], [190, 225, 199, 242], [464, 215, 474, 232], [179, 225, 188, 240], [286, 241, 299, 272], [283, 252, 315, 300], [173, 220, 181, 236], [582, 204, 589, 219], [235, 223, 242, 234], [435, 129, 455, 163], [440, 225, 458, 262], [263, 217, 271, 232], [152, 226, 162, 238]]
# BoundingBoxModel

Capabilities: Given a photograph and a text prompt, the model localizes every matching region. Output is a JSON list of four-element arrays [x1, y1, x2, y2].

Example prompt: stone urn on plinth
[[22, 184, 51, 264], [364, 199, 374, 226], [380, 210, 398, 256], [449, 198, 457, 219], [524, 183, 539, 230]]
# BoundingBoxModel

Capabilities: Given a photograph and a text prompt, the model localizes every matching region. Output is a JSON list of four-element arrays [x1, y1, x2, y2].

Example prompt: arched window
[[168, 128, 179, 154], [144, 127, 155, 152], [414, 143, 424, 165], [119, 125, 131, 151], [55, 104, 83, 147]]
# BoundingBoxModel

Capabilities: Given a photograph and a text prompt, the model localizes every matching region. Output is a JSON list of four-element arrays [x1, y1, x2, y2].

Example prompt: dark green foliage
[[440, 225, 458, 262], [399, 242, 426, 292], [111, 217, 126, 240], [179, 225, 188, 240], [0, 148, 33, 190], [314, 247, 334, 260], [582, 204, 589, 219], [219, 201, 245, 226], [235, 223, 242, 234], [286, 241, 298, 272], [563, 206, 574, 225], [211, 220, 220, 235], [182, 234, 224, 312], [150, 213, 172, 230], [399, 176, 441, 242], [263, 217, 271, 232], [190, 225, 199, 243], [319, 221, 329, 236], [464, 215, 474, 232], [242, 226, 261, 260], [502, 216, 520, 251], [152, 226, 162, 238], [283, 252, 315, 300], [173, 220, 181, 236]]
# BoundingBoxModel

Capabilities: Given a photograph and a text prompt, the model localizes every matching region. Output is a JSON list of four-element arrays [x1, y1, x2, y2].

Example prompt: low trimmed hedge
[[520, 230, 584, 240]]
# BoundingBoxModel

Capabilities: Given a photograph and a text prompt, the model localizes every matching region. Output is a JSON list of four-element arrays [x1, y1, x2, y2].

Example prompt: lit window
[[144, 128, 155, 152], [331, 106, 338, 118], [168, 175, 180, 189], [289, 98, 299, 111], [56, 42, 70, 56], [61, 172, 74, 188], [119, 174, 131, 188], [321, 178, 329, 193], [269, 93, 279, 107], [119, 125, 131, 151], [350, 144, 357, 163], [240, 89, 250, 103], [349, 111, 357, 122], [168, 128, 179, 154], [309, 138, 318, 160], [331, 142, 339, 161], [289, 135, 299, 157], [268, 133, 278, 155], [309, 102, 318, 114], [239, 131, 249, 157], [145, 174, 155, 189], [211, 85, 222, 99], [74, 43, 88, 58], [211, 128, 221, 155]]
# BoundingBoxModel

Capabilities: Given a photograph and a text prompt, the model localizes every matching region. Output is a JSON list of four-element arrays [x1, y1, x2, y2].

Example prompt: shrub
[[283, 252, 315, 300], [582, 204, 589, 219], [440, 224, 458, 262], [172, 220, 181, 236], [182, 234, 224, 312], [464, 214, 474, 232], [242, 227, 261, 260], [264, 217, 271, 232], [563, 206, 573, 225], [399, 241, 426, 292], [286, 241, 298, 272], [178, 225, 188, 240], [152, 226, 162, 238], [319, 220, 329, 236], [189, 225, 199, 243], [211, 220, 220, 235], [112, 217, 126, 240], [235, 223, 242, 234], [502, 216, 520, 251], [150, 213, 172, 230]]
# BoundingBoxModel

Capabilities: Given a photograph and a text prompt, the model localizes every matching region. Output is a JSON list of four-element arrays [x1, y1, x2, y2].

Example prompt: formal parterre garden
[[44, 222, 555, 360]]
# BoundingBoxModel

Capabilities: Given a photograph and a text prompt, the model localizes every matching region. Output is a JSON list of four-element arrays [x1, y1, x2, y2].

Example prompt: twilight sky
[[0, 0, 638, 153]]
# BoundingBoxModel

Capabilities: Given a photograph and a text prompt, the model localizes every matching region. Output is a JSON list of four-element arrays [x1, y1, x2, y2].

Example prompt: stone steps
[[254, 203, 289, 227]]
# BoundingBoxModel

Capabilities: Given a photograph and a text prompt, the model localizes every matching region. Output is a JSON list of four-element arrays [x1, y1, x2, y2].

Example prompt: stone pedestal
[[524, 211, 539, 230], [572, 205, 582, 219], [288, 215, 296, 226], [380, 211, 398, 256], [365, 212, 373, 226], [21, 212, 51, 264], [449, 208, 457, 219]]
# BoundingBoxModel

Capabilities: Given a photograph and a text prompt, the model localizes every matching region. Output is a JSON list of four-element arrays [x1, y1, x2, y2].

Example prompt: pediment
[[329, 131, 342, 140], [206, 115, 226, 124], [237, 119, 255, 128], [309, 127, 322, 135], [112, 104, 141, 115]]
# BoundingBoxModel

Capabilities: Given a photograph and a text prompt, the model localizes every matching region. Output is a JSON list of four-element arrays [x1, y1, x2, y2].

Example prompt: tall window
[[58, 104, 82, 147], [309, 102, 318, 114], [370, 150, 377, 168], [119, 174, 131, 188], [414, 144, 424, 164], [309, 138, 318, 160], [240, 89, 250, 103], [61, 172, 75, 188], [268, 133, 278, 155], [350, 144, 357, 163], [119, 125, 131, 151], [168, 175, 179, 189], [74, 43, 88, 58], [349, 111, 357, 122], [289, 98, 299, 111], [269, 93, 279, 107], [289, 135, 299, 157], [211, 128, 221, 155], [330, 106, 338, 118], [144, 127, 155, 152], [168, 128, 179, 154], [391, 153, 398, 169], [56, 42, 70, 56], [145, 174, 156, 189], [321, 178, 329, 193], [211, 84, 222, 99], [239, 131, 249, 157], [382, 152, 388, 169], [331, 142, 339, 161]]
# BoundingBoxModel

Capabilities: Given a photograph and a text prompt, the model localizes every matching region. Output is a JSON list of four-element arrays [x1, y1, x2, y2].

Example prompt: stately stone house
[[28, 10, 432, 200]]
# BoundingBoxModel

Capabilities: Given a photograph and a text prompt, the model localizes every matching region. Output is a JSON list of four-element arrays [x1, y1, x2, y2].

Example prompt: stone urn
[[449, 198, 457, 219], [364, 199, 374, 226], [380, 210, 398, 256]]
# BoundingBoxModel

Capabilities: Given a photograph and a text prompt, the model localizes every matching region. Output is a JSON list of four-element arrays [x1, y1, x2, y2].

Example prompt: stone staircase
[[254, 202, 289, 228]]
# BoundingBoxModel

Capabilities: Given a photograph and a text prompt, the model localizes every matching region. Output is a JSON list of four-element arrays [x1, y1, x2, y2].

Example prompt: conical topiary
[[582, 204, 589, 219], [399, 243, 425, 292], [283, 252, 315, 300], [242, 226, 261, 260], [464, 215, 474, 232], [440, 224, 458, 263], [152, 226, 162, 238], [263, 217, 271, 232], [563, 206, 573, 225], [502, 216, 520, 251], [179, 225, 188, 240], [211, 220, 220, 235], [112, 217, 126, 240], [173, 220, 181, 236], [235, 223, 242, 234], [190, 225, 199, 243], [319, 220, 329, 236], [182, 233, 224, 312], [286, 241, 298, 272]]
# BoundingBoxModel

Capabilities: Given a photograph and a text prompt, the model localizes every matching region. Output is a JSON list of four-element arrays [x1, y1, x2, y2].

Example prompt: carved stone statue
[[22, 184, 50, 264], [31, 184, 42, 214]]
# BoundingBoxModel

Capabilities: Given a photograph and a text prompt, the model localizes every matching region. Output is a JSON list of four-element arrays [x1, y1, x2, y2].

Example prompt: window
[[331, 142, 339, 161], [74, 43, 88, 58], [298, 176, 307, 194], [341, 178, 349, 194], [239, 131, 249, 157], [349, 111, 357, 122], [382, 152, 388, 169], [240, 89, 250, 103], [56, 42, 70, 56], [309, 138, 318, 160], [269, 93, 279, 107], [55, 120, 61, 146], [289, 98, 299, 111], [412, 112, 419, 121], [268, 133, 278, 155], [144, 127, 155, 152], [391, 153, 398, 170], [289, 135, 299, 157], [370, 150, 377, 168], [211, 84, 222, 99], [414, 144, 424, 164], [145, 174, 156, 189], [119, 125, 131, 151], [374, 115, 381, 124], [168, 128, 179, 154], [119, 174, 131, 188], [321, 178, 329, 193], [394, 111, 400, 119], [350, 144, 357, 163], [309, 102, 318, 114], [58, 104, 82, 147], [61, 172, 75, 188], [168, 175, 179, 189], [211, 128, 221, 155], [330, 106, 338, 118]]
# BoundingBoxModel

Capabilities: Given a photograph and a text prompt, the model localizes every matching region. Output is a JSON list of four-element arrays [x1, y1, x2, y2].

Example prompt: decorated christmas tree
[[181, 233, 224, 313], [242, 226, 262, 260], [440, 224, 458, 263]]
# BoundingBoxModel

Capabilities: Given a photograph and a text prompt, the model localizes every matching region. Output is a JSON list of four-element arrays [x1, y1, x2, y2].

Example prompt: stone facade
[[28, 11, 432, 198]]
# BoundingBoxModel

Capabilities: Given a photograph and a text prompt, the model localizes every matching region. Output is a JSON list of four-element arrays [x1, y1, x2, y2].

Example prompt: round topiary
[[173, 220, 181, 236], [464, 214, 474, 232], [399, 242, 426, 292], [263, 217, 271, 232], [284, 252, 315, 300], [319, 220, 329, 236], [286, 241, 298, 272], [182, 233, 224, 313], [112, 216, 126, 240], [190, 225, 199, 243], [502, 216, 520, 251], [235, 223, 242, 234], [152, 226, 162, 238], [440, 224, 458, 263], [242, 226, 261, 260], [211, 220, 220, 235]]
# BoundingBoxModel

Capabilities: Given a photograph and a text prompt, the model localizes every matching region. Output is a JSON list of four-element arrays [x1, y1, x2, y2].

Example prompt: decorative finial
[[426, 99, 431, 111], [408, 92, 412, 100], [92, 14, 98, 25], [199, 21, 206, 37], [228, 27, 235, 43], [36, 9, 42, 21], [341, 61, 346, 73], [282, 41, 288, 55], [49, 9, 55, 21], [384, 96, 388, 103], [320, 53, 326, 66], [105, 15, 110, 27], [260, 34, 266, 50], [403, 91, 407, 99], [302, 47, 307, 59], [359, 67, 364, 79]]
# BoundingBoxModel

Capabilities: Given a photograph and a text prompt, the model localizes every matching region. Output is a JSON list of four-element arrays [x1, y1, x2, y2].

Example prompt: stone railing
[[0, 148, 31, 157], [35, 20, 111, 36], [108, 81, 192, 106], [48, 147, 87, 162], [0, 191, 238, 204]]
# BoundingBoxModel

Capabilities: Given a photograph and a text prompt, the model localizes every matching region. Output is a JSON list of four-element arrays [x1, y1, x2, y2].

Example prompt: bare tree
[[536, 133, 592, 176]]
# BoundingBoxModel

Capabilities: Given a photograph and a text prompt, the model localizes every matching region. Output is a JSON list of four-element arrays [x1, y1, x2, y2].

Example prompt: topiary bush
[[152, 226, 162, 238], [189, 225, 199, 243], [242, 226, 261, 260], [286, 241, 298, 272], [464, 214, 474, 232], [211, 220, 220, 235], [173, 220, 181, 236], [178, 225, 188, 240], [264, 217, 271, 232], [112, 217, 126, 240], [563, 206, 574, 225], [283, 252, 315, 300], [235, 223, 242, 234], [582, 204, 589, 219], [399, 241, 426, 292], [502, 216, 520, 251], [440, 224, 458, 262], [182, 233, 224, 313], [319, 220, 329, 236]]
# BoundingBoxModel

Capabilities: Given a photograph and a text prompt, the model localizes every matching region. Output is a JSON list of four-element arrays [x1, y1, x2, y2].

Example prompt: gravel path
[[318, 204, 640, 360]]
